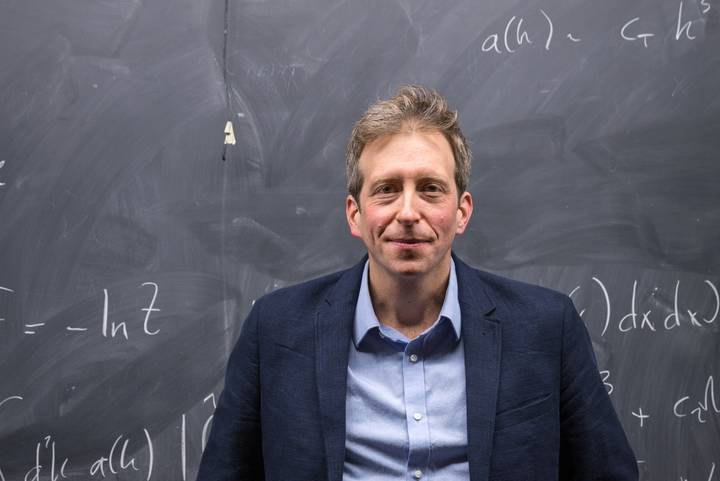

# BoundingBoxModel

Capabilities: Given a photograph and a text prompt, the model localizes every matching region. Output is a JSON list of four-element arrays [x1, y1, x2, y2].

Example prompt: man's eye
[[426, 185, 440, 192], [379, 186, 394, 194]]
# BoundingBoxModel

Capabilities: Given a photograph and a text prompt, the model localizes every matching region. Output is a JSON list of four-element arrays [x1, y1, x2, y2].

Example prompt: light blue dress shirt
[[343, 260, 469, 480]]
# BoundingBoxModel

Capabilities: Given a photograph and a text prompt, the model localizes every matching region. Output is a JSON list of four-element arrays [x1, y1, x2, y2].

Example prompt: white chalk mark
[[204, 393, 217, 409], [144, 429, 154, 480], [25, 323, 45, 328], [600, 370, 613, 394], [632, 407, 649, 427], [0, 160, 5, 186], [120, 438, 139, 471], [676, 1, 697, 40], [621, 18, 640, 41], [592, 277, 611, 336], [482, 34, 501, 53], [0, 467, 5, 481], [103, 289, 109, 337], [665, 281, 681, 329], [182, 415, 187, 480], [504, 16, 516, 53], [0, 286, 13, 292], [141, 282, 161, 335], [224, 121, 236, 145], [567, 34, 580, 42], [109, 435, 122, 474], [540, 10, 553, 50], [704, 280, 719, 323], [674, 396, 689, 417], [619, 281, 638, 332], [568, 286, 581, 297], [202, 415, 214, 453], [516, 18, 532, 45], [709, 463, 716, 480], [50, 441, 56, 481], [621, 17, 655, 47], [24, 331, 36, 335], [702, 0, 711, 13], [0, 396, 22, 407], [66, 327, 88, 331]]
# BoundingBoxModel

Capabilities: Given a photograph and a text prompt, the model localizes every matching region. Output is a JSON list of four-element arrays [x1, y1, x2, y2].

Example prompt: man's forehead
[[361, 130, 451, 156]]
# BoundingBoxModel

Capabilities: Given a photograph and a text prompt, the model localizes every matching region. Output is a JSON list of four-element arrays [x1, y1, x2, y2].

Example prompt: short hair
[[346, 84, 472, 203]]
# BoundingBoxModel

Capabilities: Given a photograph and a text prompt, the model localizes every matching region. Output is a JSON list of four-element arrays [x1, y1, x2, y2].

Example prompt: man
[[197, 85, 638, 480]]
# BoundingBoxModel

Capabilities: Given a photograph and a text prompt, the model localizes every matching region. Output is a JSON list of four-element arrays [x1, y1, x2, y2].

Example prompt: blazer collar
[[315, 256, 366, 481], [453, 254, 503, 481]]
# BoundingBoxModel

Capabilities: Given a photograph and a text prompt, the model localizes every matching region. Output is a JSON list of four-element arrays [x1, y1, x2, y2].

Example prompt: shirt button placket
[[404, 338, 430, 481]]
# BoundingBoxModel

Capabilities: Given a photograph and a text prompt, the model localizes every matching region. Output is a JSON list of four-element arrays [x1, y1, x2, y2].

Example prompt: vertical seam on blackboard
[[222, 0, 231, 161], [221, 0, 231, 335]]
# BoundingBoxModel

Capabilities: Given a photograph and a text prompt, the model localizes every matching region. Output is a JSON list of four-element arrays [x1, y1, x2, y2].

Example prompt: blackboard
[[1, 0, 718, 478]]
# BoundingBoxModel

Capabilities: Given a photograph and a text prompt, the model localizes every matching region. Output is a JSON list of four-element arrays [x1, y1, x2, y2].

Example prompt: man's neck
[[367, 259, 451, 340]]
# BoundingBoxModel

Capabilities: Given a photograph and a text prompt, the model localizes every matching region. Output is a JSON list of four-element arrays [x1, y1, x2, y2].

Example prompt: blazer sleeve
[[558, 295, 639, 480], [196, 300, 265, 480]]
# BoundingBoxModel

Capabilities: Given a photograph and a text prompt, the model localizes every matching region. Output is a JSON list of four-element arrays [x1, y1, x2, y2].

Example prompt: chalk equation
[[0, 394, 216, 481], [568, 278, 718, 337], [674, 375, 720, 424], [19, 282, 161, 338], [480, 1, 712, 54]]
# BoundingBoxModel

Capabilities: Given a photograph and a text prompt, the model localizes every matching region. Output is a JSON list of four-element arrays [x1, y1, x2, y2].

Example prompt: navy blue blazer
[[197, 255, 638, 480]]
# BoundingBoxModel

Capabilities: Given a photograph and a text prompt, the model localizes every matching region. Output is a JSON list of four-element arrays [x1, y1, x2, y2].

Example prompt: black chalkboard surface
[[0, 0, 718, 479]]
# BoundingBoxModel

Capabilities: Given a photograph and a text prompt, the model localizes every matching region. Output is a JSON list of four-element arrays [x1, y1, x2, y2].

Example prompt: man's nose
[[396, 192, 421, 224]]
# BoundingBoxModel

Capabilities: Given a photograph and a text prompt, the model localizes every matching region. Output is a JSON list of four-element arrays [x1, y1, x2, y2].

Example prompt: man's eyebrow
[[369, 175, 451, 186]]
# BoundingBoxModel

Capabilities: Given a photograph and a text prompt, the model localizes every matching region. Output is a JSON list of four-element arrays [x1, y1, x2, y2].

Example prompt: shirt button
[[414, 469, 423, 479], [413, 412, 422, 421], [409, 354, 418, 363]]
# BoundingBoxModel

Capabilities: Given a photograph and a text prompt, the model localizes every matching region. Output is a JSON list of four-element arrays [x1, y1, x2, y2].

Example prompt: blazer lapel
[[315, 258, 365, 481], [454, 255, 502, 481]]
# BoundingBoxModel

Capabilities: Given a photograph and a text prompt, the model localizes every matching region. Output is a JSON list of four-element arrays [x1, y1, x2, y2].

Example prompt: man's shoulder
[[253, 258, 365, 315], [453, 255, 569, 316]]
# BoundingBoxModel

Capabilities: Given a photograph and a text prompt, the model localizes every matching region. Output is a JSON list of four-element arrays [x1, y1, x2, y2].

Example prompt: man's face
[[346, 131, 472, 284]]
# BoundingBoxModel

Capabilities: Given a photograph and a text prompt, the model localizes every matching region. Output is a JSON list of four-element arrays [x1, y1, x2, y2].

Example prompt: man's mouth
[[390, 238, 427, 248]]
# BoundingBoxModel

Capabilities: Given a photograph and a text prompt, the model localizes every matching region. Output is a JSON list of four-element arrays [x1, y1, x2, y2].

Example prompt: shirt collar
[[353, 258, 462, 347]]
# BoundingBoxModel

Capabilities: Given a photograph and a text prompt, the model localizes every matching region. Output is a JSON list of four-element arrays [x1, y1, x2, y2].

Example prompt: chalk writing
[[0, 160, 5, 186], [201, 393, 217, 452], [23, 436, 69, 481], [621, 1, 711, 48], [0, 396, 22, 407], [600, 370, 613, 394], [481, 2, 713, 55], [481, 9, 575, 54], [632, 407, 649, 427], [141, 282, 161, 336], [90, 431, 152, 479], [571, 278, 718, 336], [674, 376, 719, 424]]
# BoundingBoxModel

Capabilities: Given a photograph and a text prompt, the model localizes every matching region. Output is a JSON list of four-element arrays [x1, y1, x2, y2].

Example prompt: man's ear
[[455, 191, 473, 235], [346, 195, 362, 238]]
